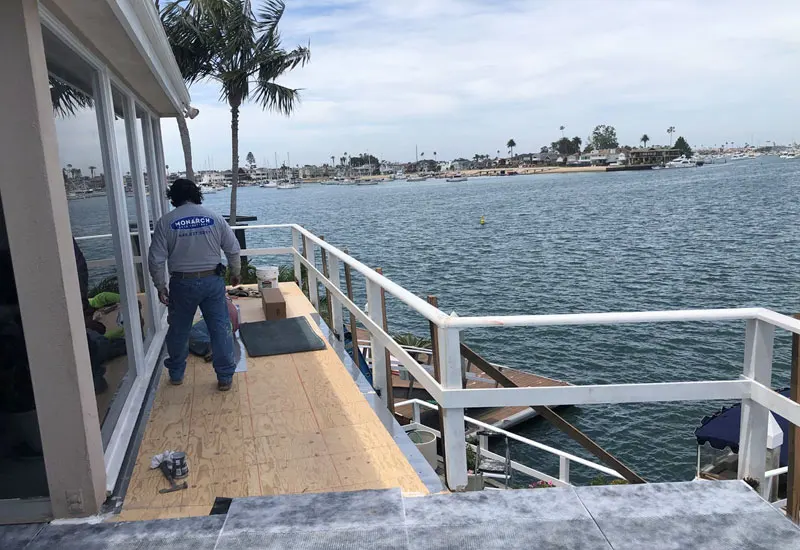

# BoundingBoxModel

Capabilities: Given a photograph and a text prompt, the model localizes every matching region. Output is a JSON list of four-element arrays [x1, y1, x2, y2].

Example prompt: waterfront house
[[450, 158, 472, 171], [628, 147, 682, 166]]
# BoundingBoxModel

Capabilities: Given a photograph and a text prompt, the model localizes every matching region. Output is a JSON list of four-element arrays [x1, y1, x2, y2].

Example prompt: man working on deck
[[149, 179, 241, 391]]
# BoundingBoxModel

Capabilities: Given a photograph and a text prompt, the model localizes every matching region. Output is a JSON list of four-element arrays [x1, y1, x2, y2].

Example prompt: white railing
[[82, 222, 800, 498], [396, 397, 624, 487]]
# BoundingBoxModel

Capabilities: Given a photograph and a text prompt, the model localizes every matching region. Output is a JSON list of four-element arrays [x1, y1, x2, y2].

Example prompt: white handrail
[[765, 466, 788, 479], [74, 222, 800, 493], [396, 398, 624, 480], [443, 308, 764, 329]]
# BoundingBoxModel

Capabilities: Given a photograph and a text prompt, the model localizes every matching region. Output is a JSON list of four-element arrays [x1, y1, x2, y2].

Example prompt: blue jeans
[[165, 275, 235, 383]]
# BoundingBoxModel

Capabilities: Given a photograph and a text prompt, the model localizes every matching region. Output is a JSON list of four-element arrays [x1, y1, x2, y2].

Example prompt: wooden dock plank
[[119, 283, 427, 520]]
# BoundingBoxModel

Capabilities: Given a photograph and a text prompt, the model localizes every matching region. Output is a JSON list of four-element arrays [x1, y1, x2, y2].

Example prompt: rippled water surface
[[73, 157, 800, 483]]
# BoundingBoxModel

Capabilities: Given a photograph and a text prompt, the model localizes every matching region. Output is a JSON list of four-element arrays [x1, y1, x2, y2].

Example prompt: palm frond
[[252, 81, 301, 115], [50, 75, 93, 117], [258, 0, 286, 34]]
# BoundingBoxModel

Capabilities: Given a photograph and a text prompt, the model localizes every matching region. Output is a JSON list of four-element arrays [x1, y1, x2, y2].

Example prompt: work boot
[[218, 380, 232, 392], [170, 378, 184, 386]]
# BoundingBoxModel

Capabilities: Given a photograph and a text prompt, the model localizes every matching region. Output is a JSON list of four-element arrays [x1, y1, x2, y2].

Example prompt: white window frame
[[40, 5, 171, 493]]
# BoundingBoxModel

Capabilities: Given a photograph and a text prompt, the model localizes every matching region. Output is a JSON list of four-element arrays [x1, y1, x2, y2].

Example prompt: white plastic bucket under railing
[[255, 266, 279, 291]]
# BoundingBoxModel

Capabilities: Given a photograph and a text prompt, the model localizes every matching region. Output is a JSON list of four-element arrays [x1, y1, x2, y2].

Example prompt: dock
[[117, 283, 429, 522], [356, 329, 570, 431]]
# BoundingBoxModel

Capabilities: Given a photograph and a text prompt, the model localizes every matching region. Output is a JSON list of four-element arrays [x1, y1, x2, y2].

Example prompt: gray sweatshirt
[[148, 203, 241, 291]]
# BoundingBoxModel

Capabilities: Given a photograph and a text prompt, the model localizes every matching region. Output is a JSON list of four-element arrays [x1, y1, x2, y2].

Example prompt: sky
[[57, 0, 800, 173]]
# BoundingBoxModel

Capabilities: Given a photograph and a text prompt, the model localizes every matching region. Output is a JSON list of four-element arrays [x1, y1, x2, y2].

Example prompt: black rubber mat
[[239, 317, 326, 357]]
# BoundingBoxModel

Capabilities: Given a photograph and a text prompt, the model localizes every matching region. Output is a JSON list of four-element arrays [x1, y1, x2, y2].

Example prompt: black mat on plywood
[[239, 317, 326, 357]]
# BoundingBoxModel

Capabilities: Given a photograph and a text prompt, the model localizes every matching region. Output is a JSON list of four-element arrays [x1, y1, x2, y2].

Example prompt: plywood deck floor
[[117, 282, 428, 522]]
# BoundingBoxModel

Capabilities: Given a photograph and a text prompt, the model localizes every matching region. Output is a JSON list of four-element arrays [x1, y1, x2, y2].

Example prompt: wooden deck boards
[[117, 282, 427, 522]]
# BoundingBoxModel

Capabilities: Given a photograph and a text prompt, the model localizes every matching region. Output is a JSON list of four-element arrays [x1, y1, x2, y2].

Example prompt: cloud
[[58, 0, 800, 172]]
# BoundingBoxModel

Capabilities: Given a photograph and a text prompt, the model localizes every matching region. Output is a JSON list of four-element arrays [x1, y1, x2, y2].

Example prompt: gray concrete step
[[5, 481, 800, 549]]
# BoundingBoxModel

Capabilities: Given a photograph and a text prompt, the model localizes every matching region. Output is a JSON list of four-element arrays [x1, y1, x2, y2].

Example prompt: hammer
[[158, 461, 188, 494]]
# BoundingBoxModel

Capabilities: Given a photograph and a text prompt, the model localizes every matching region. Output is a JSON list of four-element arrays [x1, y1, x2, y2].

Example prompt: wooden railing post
[[292, 227, 302, 289], [343, 261, 359, 363], [375, 268, 394, 413], [787, 314, 800, 522], [738, 319, 775, 498], [366, 276, 389, 407], [319, 236, 333, 330], [303, 234, 319, 309], [427, 296, 448, 468], [327, 254, 344, 339], [438, 324, 468, 491]]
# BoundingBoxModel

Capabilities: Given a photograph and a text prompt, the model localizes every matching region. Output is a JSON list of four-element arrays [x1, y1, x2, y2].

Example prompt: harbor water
[[71, 157, 800, 484]]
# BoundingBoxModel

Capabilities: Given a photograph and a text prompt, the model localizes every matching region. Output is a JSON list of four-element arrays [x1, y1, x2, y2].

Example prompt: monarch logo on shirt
[[170, 216, 215, 230]]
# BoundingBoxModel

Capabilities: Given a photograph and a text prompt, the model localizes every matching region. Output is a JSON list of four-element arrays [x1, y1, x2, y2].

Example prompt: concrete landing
[[5, 481, 800, 549]]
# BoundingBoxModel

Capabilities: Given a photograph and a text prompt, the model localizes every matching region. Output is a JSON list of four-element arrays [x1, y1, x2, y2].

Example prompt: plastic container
[[256, 266, 279, 292]]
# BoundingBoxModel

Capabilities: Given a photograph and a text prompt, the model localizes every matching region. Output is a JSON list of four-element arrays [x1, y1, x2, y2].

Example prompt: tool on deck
[[151, 450, 189, 494], [158, 461, 188, 494]]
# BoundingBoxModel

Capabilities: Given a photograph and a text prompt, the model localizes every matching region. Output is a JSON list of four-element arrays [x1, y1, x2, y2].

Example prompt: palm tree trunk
[[229, 102, 240, 225], [176, 114, 194, 181]]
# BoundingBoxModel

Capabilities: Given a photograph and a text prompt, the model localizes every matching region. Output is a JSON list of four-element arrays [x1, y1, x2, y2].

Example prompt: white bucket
[[256, 266, 279, 291]]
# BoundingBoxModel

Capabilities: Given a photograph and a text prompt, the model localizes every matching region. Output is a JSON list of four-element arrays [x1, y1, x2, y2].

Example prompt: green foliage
[[50, 75, 93, 118], [640, 134, 650, 147], [589, 475, 629, 486], [506, 138, 516, 156], [393, 332, 432, 349], [348, 153, 380, 168], [466, 445, 477, 471], [89, 275, 119, 298], [278, 265, 295, 282], [673, 136, 693, 157], [552, 137, 582, 156], [591, 124, 619, 149], [246, 151, 256, 167]]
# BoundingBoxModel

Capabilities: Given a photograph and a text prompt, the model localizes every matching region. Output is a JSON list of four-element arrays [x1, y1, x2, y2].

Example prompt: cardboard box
[[261, 288, 287, 320]]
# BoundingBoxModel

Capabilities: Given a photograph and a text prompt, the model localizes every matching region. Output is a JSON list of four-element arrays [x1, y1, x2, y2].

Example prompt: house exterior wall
[[0, 0, 106, 518]]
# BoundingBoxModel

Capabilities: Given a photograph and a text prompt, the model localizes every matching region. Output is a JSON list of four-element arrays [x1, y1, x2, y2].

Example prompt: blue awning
[[694, 388, 790, 467]]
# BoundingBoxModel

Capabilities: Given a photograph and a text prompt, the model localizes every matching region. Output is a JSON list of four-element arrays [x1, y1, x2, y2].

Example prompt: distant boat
[[665, 155, 696, 168], [729, 153, 749, 161], [446, 174, 468, 182], [276, 182, 299, 190], [259, 180, 278, 188], [407, 175, 427, 182], [357, 180, 378, 186], [339, 179, 357, 186]]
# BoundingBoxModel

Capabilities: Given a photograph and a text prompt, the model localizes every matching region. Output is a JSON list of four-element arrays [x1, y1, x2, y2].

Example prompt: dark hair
[[166, 178, 203, 207]]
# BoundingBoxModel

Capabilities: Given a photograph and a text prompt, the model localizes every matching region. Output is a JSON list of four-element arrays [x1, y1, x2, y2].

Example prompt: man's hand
[[230, 274, 241, 287], [158, 288, 170, 305]]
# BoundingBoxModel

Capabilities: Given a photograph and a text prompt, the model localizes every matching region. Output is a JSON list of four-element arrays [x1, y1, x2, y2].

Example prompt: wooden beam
[[319, 236, 333, 330], [375, 268, 394, 413], [343, 262, 359, 365], [459, 343, 646, 484], [427, 295, 447, 468], [788, 314, 800, 523]]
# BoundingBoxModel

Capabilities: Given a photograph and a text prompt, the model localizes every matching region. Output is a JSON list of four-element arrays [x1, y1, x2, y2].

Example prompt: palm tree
[[433, 151, 437, 164], [667, 126, 676, 147], [560, 125, 565, 138], [330, 155, 335, 168], [160, 0, 310, 225], [640, 134, 650, 148], [507, 139, 516, 157], [89, 166, 96, 179]]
